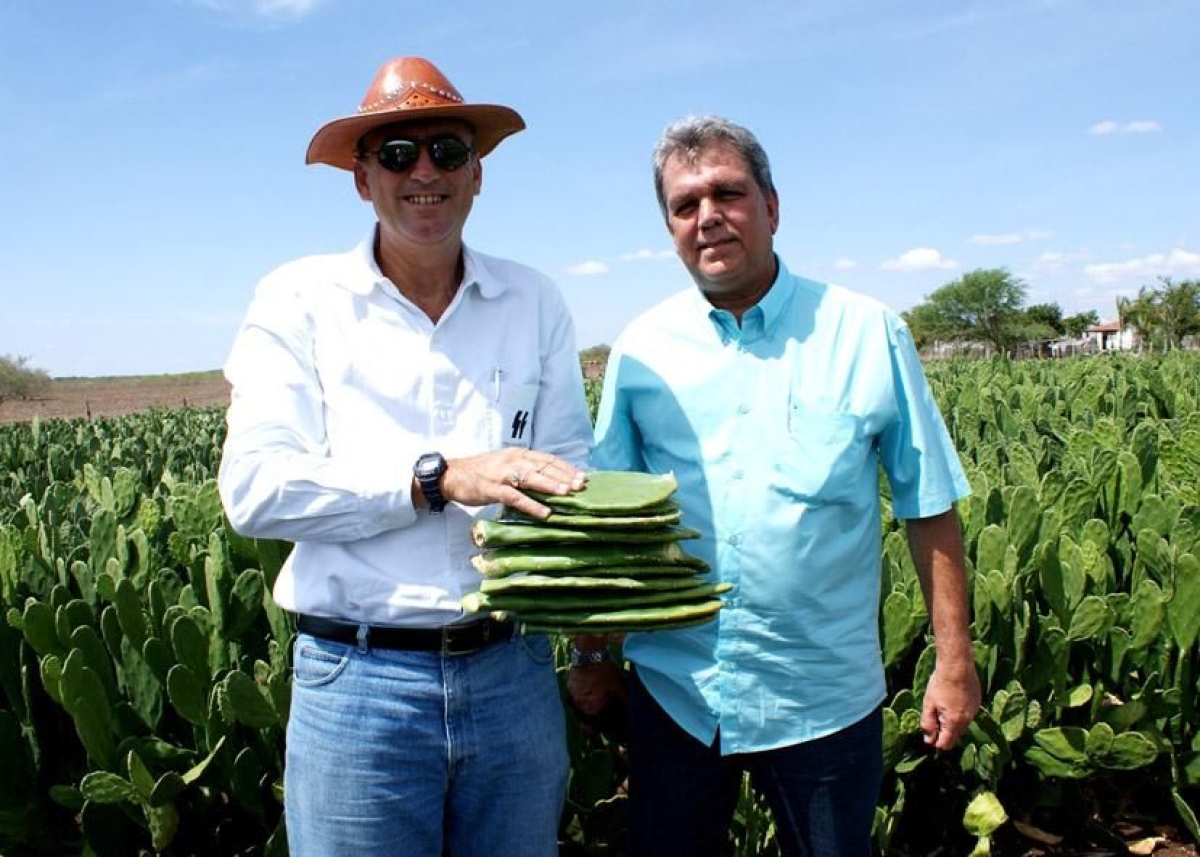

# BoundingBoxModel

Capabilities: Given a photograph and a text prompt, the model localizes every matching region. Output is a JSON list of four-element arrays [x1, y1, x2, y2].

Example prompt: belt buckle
[[443, 620, 490, 656]]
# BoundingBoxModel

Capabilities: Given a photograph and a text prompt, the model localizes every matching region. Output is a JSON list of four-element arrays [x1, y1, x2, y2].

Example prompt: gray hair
[[652, 116, 775, 219]]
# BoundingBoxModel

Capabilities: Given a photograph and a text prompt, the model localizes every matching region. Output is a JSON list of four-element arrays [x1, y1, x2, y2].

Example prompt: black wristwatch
[[569, 646, 613, 668], [413, 452, 449, 514]]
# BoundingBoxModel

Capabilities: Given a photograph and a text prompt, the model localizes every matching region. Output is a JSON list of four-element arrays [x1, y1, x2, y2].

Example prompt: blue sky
[[2, 0, 1197, 378]]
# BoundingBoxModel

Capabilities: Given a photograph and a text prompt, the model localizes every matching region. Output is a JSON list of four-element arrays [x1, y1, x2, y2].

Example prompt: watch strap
[[569, 646, 613, 668]]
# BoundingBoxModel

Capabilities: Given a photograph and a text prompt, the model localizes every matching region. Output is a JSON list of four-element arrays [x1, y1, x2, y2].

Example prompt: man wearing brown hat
[[218, 57, 592, 856]]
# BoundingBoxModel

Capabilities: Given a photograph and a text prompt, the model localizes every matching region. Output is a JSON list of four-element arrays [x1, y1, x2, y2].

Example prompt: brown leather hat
[[306, 56, 526, 170]]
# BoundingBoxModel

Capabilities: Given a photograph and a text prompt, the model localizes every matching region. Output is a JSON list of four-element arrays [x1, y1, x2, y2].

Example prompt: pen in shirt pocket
[[492, 368, 502, 402]]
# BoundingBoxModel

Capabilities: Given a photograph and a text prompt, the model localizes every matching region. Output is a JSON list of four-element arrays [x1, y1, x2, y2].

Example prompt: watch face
[[416, 453, 445, 478]]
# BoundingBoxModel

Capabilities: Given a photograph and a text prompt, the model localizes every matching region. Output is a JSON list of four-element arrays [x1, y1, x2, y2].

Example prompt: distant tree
[[910, 268, 1029, 355], [578, 344, 611, 380], [902, 302, 957, 351], [1117, 288, 1159, 353], [1025, 303, 1065, 335], [1154, 277, 1200, 350], [579, 344, 611, 364], [1063, 310, 1100, 337], [1017, 302, 1066, 349], [0, 354, 51, 404]]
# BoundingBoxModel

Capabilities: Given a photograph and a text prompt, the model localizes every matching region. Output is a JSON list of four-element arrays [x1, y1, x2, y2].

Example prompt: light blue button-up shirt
[[592, 258, 970, 754]]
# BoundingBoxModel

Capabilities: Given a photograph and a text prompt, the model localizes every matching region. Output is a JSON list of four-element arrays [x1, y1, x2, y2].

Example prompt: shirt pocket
[[777, 403, 869, 504], [489, 375, 539, 449]]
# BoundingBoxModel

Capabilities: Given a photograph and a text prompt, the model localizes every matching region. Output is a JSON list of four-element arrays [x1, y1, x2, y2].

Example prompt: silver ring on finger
[[509, 470, 524, 488]]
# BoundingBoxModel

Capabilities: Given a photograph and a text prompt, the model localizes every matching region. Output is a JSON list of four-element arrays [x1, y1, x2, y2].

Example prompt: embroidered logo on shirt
[[510, 410, 530, 440]]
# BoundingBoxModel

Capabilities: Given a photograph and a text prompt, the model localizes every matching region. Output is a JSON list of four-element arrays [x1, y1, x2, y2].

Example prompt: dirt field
[[0, 372, 231, 424]]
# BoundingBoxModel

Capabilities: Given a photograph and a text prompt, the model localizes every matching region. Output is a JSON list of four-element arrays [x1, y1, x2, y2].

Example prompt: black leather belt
[[296, 614, 514, 655]]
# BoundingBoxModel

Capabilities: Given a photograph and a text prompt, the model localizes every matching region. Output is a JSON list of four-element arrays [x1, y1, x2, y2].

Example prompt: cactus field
[[2, 353, 1199, 855]]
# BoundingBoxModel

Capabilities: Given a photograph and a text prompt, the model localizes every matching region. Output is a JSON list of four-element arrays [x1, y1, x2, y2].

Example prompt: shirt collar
[[335, 226, 507, 300], [329, 231, 384, 295], [757, 255, 794, 335], [700, 255, 795, 343], [462, 246, 507, 299]]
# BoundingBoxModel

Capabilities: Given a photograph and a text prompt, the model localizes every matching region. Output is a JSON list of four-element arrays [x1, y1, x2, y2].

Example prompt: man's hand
[[566, 634, 627, 735], [435, 450, 587, 518], [905, 508, 982, 750], [567, 660, 626, 718], [920, 660, 981, 750], [902, 506, 979, 748]]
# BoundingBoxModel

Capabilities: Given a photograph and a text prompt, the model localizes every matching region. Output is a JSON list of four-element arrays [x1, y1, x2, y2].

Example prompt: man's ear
[[472, 157, 483, 196], [767, 190, 780, 234], [353, 160, 372, 202]]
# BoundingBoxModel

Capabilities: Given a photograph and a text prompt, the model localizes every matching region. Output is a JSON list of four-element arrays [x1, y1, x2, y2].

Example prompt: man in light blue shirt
[[568, 116, 980, 857]]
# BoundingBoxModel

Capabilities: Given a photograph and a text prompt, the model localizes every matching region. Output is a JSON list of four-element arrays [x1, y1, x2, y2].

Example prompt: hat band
[[358, 80, 463, 114]]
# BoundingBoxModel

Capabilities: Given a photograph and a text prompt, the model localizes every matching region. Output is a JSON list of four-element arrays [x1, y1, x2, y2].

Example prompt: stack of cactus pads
[[464, 471, 730, 634]]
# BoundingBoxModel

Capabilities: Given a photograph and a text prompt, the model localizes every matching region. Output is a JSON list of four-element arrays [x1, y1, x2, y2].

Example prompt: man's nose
[[698, 197, 722, 228], [408, 146, 441, 181]]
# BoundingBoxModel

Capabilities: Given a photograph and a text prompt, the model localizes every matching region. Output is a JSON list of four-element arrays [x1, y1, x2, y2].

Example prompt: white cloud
[[1083, 247, 1200, 284], [1088, 119, 1163, 135], [1032, 250, 1091, 271], [881, 248, 958, 272], [562, 261, 610, 276], [190, 0, 324, 19], [617, 249, 675, 262], [833, 258, 857, 270], [1025, 250, 1093, 278], [970, 229, 1051, 246], [565, 249, 673, 275]]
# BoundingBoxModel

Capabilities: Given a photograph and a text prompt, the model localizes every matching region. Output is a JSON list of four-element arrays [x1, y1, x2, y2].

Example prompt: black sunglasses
[[361, 135, 475, 173]]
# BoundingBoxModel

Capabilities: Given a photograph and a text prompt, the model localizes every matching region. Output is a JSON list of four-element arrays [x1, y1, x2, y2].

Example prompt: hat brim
[[306, 104, 525, 170]]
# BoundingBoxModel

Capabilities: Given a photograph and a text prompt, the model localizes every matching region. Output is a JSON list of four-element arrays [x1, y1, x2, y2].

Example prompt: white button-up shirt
[[218, 230, 593, 627]]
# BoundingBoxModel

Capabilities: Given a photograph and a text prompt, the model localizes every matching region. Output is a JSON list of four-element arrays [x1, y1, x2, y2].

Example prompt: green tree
[[1117, 288, 1158, 353], [910, 268, 1029, 355], [901, 302, 957, 351], [0, 354, 51, 404], [1025, 303, 1065, 335], [1154, 277, 1200, 350], [579, 343, 611, 380], [579, 343, 611, 364], [1062, 310, 1100, 337]]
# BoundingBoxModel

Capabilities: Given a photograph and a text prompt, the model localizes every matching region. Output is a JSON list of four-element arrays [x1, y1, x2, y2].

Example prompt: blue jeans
[[284, 630, 568, 857], [627, 669, 882, 857]]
